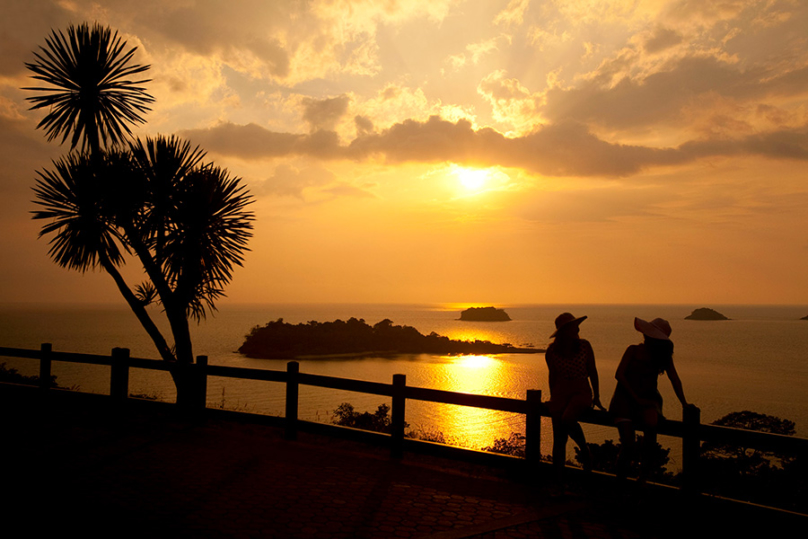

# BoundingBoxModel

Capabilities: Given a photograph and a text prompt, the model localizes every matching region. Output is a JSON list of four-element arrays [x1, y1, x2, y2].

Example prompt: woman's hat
[[634, 317, 672, 341], [551, 312, 587, 337]]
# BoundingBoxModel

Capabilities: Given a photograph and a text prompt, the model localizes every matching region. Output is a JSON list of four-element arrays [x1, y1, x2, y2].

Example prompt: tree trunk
[[99, 253, 175, 363]]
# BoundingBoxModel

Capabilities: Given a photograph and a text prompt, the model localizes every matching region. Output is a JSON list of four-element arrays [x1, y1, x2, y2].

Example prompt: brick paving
[[2, 390, 801, 538]]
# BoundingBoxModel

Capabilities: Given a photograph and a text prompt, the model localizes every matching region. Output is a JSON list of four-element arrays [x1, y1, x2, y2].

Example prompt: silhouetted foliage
[[239, 318, 540, 359], [574, 438, 674, 483], [24, 23, 153, 153], [0, 362, 58, 388], [332, 403, 408, 434], [699, 411, 806, 512], [483, 433, 526, 458], [26, 24, 254, 403], [459, 306, 511, 321]]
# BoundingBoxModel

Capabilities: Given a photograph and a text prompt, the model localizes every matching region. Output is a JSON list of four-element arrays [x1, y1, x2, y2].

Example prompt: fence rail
[[3, 343, 807, 495]]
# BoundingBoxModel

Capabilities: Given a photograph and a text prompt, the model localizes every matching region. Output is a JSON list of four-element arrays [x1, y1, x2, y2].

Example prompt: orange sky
[[1, 0, 808, 305]]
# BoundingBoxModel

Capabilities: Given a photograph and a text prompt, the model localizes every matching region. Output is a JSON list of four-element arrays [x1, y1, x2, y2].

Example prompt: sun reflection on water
[[418, 354, 525, 450]]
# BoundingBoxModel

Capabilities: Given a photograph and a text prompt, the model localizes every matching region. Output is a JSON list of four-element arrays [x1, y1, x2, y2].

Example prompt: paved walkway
[[2, 390, 799, 538]]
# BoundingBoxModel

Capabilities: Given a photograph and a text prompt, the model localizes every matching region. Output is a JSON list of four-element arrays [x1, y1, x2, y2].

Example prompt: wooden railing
[[3, 343, 807, 497]]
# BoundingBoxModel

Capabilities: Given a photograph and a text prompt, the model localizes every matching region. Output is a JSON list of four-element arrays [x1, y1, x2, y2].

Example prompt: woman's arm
[[585, 342, 605, 410], [545, 352, 556, 392], [666, 360, 689, 407]]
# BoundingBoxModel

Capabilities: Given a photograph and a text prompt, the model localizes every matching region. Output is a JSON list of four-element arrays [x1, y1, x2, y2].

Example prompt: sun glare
[[453, 166, 489, 192]]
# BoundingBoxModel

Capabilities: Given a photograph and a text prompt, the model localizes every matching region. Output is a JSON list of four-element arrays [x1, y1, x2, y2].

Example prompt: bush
[[0, 362, 58, 388], [575, 437, 674, 483], [332, 402, 408, 434], [483, 433, 526, 458]]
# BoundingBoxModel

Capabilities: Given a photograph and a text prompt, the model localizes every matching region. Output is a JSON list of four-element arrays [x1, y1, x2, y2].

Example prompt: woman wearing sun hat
[[609, 317, 693, 481], [545, 312, 605, 487]]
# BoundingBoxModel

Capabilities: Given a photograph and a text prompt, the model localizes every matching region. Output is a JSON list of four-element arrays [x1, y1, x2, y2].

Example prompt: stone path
[[2, 389, 800, 538]]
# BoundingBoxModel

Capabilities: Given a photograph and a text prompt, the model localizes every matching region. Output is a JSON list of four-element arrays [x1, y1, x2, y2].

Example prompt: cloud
[[494, 0, 530, 27], [179, 122, 342, 159], [322, 182, 377, 199], [301, 95, 351, 132], [252, 163, 336, 198], [643, 26, 684, 54], [179, 115, 808, 180], [354, 115, 375, 136], [477, 70, 539, 129], [543, 55, 808, 132]]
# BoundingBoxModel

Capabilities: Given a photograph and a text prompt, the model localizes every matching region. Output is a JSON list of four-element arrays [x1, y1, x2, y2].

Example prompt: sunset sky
[[1, 0, 807, 306]]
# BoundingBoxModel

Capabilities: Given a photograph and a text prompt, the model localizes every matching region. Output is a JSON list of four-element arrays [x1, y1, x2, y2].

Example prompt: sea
[[2, 303, 807, 467]]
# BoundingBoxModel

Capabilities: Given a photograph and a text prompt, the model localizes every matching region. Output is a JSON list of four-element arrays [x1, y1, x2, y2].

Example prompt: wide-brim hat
[[634, 317, 672, 341], [550, 312, 587, 338]]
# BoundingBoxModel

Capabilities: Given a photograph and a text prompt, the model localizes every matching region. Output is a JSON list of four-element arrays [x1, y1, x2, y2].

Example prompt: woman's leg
[[616, 420, 635, 480], [551, 416, 569, 483], [561, 393, 591, 451], [639, 408, 659, 480]]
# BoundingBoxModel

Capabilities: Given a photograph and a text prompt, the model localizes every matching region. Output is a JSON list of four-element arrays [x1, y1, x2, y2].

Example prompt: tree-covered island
[[459, 306, 511, 321], [239, 318, 541, 359]]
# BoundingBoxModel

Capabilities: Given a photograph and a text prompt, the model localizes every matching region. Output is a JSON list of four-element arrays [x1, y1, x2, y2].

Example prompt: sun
[[453, 166, 489, 192]]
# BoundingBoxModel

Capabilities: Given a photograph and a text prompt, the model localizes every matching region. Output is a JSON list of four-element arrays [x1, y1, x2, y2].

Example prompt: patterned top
[[545, 338, 593, 381]]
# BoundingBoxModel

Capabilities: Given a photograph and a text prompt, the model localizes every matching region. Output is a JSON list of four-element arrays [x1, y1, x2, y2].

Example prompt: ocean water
[[2, 303, 807, 462]]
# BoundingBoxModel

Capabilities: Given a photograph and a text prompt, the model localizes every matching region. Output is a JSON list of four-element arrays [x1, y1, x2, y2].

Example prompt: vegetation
[[25, 23, 254, 404], [698, 411, 806, 512], [459, 306, 511, 321], [0, 362, 58, 388], [240, 317, 540, 359], [685, 307, 729, 320], [483, 433, 526, 458], [330, 403, 445, 443], [574, 437, 675, 484], [332, 403, 403, 434]]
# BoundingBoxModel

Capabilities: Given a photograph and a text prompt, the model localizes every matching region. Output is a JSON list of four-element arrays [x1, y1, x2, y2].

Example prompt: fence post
[[682, 405, 701, 495], [39, 343, 52, 391], [110, 347, 130, 402], [391, 374, 406, 459], [196, 355, 208, 412], [525, 389, 542, 475], [285, 361, 299, 440]]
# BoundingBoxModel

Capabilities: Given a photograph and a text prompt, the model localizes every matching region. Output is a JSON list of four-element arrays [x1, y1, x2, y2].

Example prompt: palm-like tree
[[27, 25, 254, 404], [32, 138, 254, 394], [25, 22, 153, 154]]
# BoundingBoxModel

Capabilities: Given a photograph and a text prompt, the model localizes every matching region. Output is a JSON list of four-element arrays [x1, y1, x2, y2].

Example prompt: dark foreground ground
[[2, 386, 803, 538]]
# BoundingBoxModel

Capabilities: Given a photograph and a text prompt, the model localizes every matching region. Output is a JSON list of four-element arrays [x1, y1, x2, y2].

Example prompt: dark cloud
[[347, 117, 682, 176], [178, 116, 808, 178], [0, 2, 73, 76], [135, 1, 293, 77], [179, 122, 342, 159], [301, 95, 351, 132], [544, 55, 808, 130], [680, 128, 808, 161], [643, 26, 683, 54], [354, 115, 375, 136]]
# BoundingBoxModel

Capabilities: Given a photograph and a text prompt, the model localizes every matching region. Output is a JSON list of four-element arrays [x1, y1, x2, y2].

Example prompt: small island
[[685, 308, 730, 320], [239, 317, 540, 359], [801, 315, 808, 320], [459, 306, 511, 322]]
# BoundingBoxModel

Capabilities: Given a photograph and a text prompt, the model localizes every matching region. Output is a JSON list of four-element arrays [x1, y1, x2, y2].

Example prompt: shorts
[[608, 385, 663, 425]]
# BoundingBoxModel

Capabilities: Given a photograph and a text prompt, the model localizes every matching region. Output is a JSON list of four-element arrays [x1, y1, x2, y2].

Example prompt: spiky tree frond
[[32, 152, 127, 270], [162, 163, 254, 320], [24, 22, 154, 152], [129, 135, 206, 265]]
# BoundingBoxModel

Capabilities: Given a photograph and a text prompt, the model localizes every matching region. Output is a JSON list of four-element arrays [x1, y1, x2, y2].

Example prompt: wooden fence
[[3, 343, 807, 496]]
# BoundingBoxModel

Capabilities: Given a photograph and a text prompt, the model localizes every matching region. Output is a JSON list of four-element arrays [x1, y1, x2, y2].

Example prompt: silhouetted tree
[[25, 23, 153, 155], [26, 24, 253, 404]]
